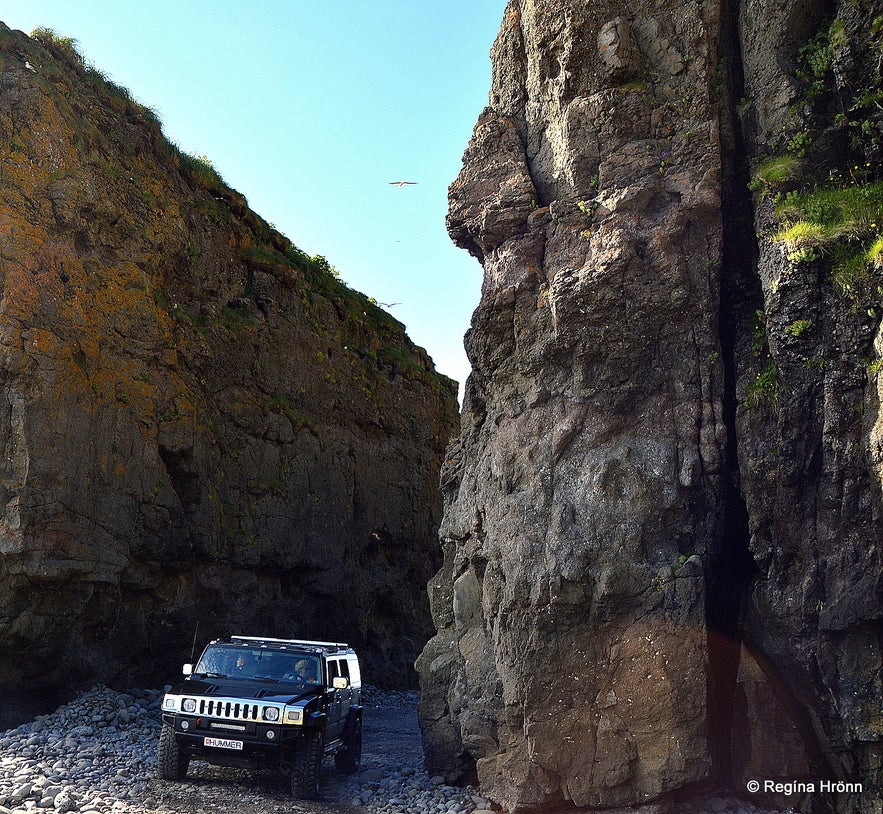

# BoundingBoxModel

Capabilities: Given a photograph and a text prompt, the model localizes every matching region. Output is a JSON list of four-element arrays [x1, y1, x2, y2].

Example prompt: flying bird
[[388, 181, 417, 187], [378, 302, 401, 308]]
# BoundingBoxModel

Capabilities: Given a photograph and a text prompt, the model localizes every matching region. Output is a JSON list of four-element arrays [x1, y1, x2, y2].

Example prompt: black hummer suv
[[158, 636, 362, 799]]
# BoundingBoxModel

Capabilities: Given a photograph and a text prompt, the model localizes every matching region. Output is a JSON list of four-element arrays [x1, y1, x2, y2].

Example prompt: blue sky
[[2, 1, 507, 397]]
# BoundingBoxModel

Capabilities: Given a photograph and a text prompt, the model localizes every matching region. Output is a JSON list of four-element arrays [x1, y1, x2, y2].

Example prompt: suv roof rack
[[229, 635, 350, 651]]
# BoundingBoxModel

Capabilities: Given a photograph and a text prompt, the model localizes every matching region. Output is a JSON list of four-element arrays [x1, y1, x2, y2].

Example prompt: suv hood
[[168, 677, 322, 705]]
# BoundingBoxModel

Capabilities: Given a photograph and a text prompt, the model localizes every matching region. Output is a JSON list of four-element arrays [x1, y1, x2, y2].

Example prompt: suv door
[[325, 658, 345, 740], [336, 659, 352, 721], [345, 654, 361, 704]]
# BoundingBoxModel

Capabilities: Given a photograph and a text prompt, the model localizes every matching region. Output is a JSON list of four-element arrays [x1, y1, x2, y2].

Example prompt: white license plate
[[204, 737, 243, 750]]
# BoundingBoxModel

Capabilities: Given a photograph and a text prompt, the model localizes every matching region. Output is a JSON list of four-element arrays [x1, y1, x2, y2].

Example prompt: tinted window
[[347, 656, 361, 686], [195, 645, 320, 683], [327, 659, 341, 680]]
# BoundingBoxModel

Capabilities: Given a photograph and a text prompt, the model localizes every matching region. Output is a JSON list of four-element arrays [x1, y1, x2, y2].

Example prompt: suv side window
[[346, 655, 361, 686], [327, 658, 341, 683], [327, 657, 351, 684]]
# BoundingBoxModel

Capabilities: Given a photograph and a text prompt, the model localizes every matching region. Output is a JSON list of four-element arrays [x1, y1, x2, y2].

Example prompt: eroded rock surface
[[418, 1, 881, 812], [0, 24, 458, 726]]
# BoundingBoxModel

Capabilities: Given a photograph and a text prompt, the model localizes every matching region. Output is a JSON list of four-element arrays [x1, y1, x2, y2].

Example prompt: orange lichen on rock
[[0, 21, 458, 727]]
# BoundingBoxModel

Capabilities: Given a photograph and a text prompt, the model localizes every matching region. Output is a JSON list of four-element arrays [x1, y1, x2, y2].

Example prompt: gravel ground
[[0, 686, 792, 814]]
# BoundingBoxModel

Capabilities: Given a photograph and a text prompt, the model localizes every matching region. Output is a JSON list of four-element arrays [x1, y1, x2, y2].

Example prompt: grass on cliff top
[[30, 27, 163, 134], [21, 26, 452, 393], [175, 151, 228, 193]]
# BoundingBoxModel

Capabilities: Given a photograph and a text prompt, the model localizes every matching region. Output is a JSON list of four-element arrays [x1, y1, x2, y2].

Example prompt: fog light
[[180, 720, 190, 731], [266, 730, 276, 740]]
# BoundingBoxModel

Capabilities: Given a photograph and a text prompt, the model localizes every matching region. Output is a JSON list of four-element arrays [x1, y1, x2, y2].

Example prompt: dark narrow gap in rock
[[706, 0, 762, 788], [158, 445, 200, 512]]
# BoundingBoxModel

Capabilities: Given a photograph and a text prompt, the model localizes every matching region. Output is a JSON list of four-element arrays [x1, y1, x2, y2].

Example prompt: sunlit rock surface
[[418, 1, 881, 812]]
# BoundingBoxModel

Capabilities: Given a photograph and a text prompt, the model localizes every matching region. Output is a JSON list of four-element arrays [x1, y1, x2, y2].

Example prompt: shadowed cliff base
[[0, 22, 459, 727], [417, 1, 882, 813]]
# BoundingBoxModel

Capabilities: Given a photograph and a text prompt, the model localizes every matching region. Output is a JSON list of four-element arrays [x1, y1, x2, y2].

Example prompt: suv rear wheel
[[335, 717, 362, 774], [157, 723, 189, 780], [291, 731, 323, 799]]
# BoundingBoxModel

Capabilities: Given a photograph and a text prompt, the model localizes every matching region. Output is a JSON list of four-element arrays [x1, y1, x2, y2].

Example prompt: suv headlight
[[284, 707, 303, 725], [161, 696, 177, 712], [182, 698, 197, 713], [263, 706, 280, 722]]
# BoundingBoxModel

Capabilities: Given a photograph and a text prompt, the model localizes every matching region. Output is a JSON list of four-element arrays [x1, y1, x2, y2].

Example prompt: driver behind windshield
[[195, 647, 320, 683]]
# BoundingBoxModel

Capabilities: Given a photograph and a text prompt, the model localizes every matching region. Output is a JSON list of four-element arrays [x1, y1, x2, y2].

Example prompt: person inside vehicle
[[234, 652, 256, 677], [294, 658, 319, 684]]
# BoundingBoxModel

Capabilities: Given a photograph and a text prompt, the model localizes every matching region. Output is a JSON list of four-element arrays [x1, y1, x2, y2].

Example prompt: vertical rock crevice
[[707, 0, 762, 786], [713, 1, 840, 805]]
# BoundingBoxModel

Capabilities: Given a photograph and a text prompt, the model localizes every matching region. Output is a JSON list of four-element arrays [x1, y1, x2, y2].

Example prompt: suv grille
[[190, 697, 277, 722]]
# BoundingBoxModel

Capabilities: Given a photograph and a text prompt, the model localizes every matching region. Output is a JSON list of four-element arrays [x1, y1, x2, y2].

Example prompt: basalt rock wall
[[417, 1, 881, 813], [0, 24, 458, 727]]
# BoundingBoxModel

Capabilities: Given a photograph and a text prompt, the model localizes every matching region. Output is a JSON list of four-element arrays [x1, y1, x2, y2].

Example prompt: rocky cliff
[[0, 24, 458, 727], [418, 1, 881, 813]]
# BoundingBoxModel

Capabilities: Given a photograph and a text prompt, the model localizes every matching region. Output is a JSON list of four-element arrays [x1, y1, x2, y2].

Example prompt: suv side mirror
[[332, 676, 349, 689], [183, 663, 193, 676]]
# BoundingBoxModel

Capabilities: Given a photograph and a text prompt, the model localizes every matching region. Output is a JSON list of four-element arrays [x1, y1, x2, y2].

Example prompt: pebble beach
[[0, 686, 793, 814]]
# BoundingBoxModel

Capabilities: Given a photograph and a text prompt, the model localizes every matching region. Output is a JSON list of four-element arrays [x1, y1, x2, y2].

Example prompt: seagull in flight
[[388, 181, 417, 187]]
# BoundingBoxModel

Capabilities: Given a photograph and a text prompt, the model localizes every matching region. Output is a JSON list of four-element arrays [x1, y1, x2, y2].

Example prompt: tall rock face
[[418, 1, 881, 813], [737, 0, 882, 809], [0, 24, 458, 727]]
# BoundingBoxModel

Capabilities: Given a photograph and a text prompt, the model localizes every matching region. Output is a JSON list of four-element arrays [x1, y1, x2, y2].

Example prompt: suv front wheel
[[291, 731, 323, 800], [157, 723, 189, 780]]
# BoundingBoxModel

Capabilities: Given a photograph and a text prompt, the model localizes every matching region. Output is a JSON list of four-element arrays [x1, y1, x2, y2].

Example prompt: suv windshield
[[194, 646, 322, 685]]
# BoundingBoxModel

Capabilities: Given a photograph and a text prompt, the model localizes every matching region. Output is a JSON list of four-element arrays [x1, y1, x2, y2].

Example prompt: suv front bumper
[[163, 712, 306, 767]]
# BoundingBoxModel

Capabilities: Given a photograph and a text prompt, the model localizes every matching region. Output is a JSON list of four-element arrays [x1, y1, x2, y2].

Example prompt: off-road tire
[[291, 731, 323, 799], [157, 723, 189, 780], [334, 717, 362, 774]]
